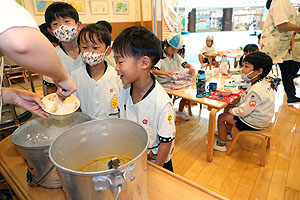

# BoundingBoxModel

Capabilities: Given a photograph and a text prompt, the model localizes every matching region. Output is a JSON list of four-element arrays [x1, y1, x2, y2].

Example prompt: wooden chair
[[226, 123, 274, 166]]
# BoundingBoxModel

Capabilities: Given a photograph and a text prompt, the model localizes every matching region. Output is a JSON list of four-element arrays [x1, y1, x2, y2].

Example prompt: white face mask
[[241, 71, 258, 82], [52, 25, 77, 42], [80, 48, 108, 67]]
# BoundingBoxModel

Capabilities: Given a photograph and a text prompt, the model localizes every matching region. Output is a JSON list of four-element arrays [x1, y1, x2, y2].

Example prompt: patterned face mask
[[80, 48, 108, 67], [52, 25, 77, 42]]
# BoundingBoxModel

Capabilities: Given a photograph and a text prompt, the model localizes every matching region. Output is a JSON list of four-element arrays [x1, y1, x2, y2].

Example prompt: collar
[[59, 42, 67, 55], [251, 78, 263, 85], [85, 60, 108, 78], [130, 73, 156, 100]]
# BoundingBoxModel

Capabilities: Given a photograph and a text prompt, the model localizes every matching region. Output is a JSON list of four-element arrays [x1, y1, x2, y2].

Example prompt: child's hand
[[165, 71, 173, 77], [188, 67, 195, 75]]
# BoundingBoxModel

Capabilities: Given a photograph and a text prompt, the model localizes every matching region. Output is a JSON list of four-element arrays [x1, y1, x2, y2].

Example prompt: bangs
[[80, 31, 104, 45]]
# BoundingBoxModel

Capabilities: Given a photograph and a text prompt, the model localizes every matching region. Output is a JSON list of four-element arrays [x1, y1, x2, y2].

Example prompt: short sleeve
[[270, 0, 292, 26], [157, 103, 176, 141]]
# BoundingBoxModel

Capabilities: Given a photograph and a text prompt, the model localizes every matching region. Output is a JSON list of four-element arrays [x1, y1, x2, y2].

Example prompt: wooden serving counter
[[0, 136, 227, 200]]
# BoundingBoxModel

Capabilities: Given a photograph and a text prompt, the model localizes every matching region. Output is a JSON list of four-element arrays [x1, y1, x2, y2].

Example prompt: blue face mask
[[241, 71, 257, 82]]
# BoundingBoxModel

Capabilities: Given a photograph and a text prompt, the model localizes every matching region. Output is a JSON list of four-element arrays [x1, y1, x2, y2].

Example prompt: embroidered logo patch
[[168, 114, 172, 121], [110, 97, 118, 109], [110, 88, 113, 93], [142, 119, 148, 124], [249, 100, 256, 107]]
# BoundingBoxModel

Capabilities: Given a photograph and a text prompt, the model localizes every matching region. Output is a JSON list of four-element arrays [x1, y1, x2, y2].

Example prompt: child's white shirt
[[71, 63, 121, 120], [119, 77, 176, 163], [43, 45, 84, 83], [154, 51, 186, 83], [260, 0, 296, 63], [202, 46, 216, 58], [229, 79, 275, 129]]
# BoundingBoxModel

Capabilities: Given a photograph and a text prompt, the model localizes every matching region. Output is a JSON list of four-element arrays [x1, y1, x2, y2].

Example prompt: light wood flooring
[[7, 75, 300, 200]]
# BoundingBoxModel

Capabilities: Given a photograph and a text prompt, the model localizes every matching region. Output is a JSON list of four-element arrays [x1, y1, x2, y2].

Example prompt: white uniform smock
[[71, 63, 120, 120], [0, 0, 38, 121], [119, 76, 176, 163], [229, 79, 275, 130], [202, 46, 216, 58], [260, 0, 297, 63], [154, 51, 187, 83], [43, 45, 84, 84]]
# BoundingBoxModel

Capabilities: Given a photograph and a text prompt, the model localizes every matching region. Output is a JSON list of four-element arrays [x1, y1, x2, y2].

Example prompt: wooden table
[[165, 75, 230, 161], [220, 53, 243, 68], [0, 135, 227, 200]]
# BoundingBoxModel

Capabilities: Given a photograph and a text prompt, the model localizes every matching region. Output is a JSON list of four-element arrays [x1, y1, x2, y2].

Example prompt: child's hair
[[45, 2, 79, 28], [77, 23, 111, 47], [257, 33, 261, 40], [39, 23, 58, 45], [112, 26, 161, 67], [96, 20, 112, 34], [243, 44, 258, 53], [178, 45, 185, 57], [243, 51, 273, 79]]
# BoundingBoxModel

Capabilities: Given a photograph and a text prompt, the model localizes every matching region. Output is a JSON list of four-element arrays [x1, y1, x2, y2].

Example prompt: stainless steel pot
[[11, 113, 91, 188], [49, 119, 149, 200]]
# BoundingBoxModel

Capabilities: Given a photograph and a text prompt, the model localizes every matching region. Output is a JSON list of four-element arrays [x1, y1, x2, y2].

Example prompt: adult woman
[[0, 0, 77, 119], [260, 0, 300, 104]]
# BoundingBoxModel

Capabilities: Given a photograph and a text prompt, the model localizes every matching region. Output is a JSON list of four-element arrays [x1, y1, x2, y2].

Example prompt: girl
[[152, 32, 195, 120]]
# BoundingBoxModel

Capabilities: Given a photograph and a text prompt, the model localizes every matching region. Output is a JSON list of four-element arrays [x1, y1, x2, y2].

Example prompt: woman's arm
[[277, 22, 300, 32]]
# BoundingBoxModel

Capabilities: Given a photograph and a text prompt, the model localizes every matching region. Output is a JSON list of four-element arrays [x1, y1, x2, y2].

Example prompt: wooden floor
[[6, 75, 300, 200]]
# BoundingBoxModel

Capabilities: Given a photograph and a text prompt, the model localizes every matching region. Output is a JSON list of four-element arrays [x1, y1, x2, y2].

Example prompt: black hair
[[178, 45, 185, 57], [243, 51, 273, 79], [239, 44, 259, 67], [39, 23, 58, 45], [77, 23, 111, 47], [243, 44, 259, 53], [257, 33, 261, 40], [266, 0, 273, 9], [96, 20, 112, 34], [45, 2, 79, 28], [112, 26, 162, 67]]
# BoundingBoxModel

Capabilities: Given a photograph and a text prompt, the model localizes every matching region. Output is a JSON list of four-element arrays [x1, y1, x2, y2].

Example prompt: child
[[215, 52, 274, 152], [71, 23, 120, 120], [152, 32, 195, 121], [198, 36, 219, 68], [43, 2, 84, 94], [113, 26, 176, 171], [39, 23, 58, 47], [238, 44, 259, 68], [96, 20, 116, 68]]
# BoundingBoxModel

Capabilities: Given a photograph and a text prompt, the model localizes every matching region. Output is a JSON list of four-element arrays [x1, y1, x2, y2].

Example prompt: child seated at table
[[214, 51, 274, 152], [198, 36, 219, 68], [238, 44, 259, 68], [152, 32, 195, 120]]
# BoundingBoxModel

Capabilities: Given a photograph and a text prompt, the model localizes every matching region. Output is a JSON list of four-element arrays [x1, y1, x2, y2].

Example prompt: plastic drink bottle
[[220, 55, 229, 74], [196, 70, 206, 97]]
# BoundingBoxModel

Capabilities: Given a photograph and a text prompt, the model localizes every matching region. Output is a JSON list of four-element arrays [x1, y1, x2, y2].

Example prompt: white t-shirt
[[202, 46, 216, 58], [260, 0, 297, 63], [71, 63, 121, 120], [155, 51, 186, 83], [0, 0, 38, 121], [119, 78, 176, 163], [43, 45, 84, 84], [229, 79, 275, 130]]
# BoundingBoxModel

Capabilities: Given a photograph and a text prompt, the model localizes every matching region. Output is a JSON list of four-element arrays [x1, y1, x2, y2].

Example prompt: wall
[[23, 0, 152, 24]]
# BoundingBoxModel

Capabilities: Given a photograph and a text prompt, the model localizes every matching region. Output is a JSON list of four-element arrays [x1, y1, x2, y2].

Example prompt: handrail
[[162, 0, 181, 33]]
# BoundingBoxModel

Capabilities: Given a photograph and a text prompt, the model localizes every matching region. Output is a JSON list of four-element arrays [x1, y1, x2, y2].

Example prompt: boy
[[43, 2, 84, 94], [238, 44, 259, 67], [198, 35, 219, 68], [113, 26, 176, 171], [215, 52, 274, 152], [71, 23, 120, 120]]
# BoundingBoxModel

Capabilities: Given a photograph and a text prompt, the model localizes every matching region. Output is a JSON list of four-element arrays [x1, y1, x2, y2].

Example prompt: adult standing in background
[[0, 0, 77, 119], [260, 0, 300, 105]]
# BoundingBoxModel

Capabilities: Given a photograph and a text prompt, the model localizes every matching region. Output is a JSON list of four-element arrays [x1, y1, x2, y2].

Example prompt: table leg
[[207, 108, 218, 162]]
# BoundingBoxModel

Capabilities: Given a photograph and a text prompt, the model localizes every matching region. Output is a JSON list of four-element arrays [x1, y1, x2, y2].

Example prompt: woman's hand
[[2, 88, 50, 119], [55, 76, 77, 99]]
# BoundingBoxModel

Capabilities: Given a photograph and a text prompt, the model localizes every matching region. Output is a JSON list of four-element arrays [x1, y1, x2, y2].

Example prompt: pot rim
[[49, 118, 149, 176]]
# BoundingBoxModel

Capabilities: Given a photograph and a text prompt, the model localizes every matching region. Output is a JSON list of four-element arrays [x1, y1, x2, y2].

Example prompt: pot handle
[[92, 163, 136, 200]]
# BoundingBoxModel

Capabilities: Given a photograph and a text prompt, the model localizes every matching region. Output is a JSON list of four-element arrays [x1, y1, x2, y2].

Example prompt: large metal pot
[[11, 113, 91, 188], [49, 119, 148, 200]]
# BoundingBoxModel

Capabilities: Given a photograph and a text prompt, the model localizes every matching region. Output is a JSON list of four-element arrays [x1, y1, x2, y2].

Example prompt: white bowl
[[42, 93, 80, 120], [219, 90, 232, 96]]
